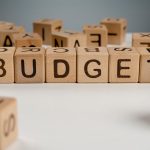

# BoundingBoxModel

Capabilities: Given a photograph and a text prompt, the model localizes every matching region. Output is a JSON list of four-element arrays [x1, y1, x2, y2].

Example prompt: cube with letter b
[[0, 97, 18, 150], [46, 47, 76, 83], [0, 47, 15, 83], [83, 25, 108, 47], [14, 47, 45, 83], [101, 18, 127, 45], [77, 47, 109, 83], [108, 47, 139, 83]]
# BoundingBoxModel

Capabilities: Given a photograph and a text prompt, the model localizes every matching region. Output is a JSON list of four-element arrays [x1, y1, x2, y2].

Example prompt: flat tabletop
[[1, 34, 150, 150]]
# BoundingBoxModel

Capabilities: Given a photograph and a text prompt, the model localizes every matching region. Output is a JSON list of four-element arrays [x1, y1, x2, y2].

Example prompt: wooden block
[[0, 47, 15, 83], [0, 97, 17, 150], [52, 31, 87, 47], [0, 21, 15, 29], [13, 33, 42, 48], [101, 18, 127, 45], [77, 47, 109, 83], [132, 33, 150, 47], [33, 18, 63, 45], [108, 47, 139, 83], [46, 47, 76, 83], [137, 47, 150, 82], [0, 26, 25, 47], [15, 47, 45, 83], [83, 25, 108, 47]]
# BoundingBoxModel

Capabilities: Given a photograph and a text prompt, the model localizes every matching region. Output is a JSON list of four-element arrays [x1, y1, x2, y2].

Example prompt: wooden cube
[[46, 47, 76, 83], [77, 47, 109, 83], [33, 18, 63, 45], [101, 18, 127, 45], [137, 47, 150, 82], [0, 21, 15, 29], [132, 33, 150, 47], [15, 47, 45, 83], [0, 26, 25, 47], [13, 33, 42, 48], [108, 47, 139, 83], [52, 31, 87, 47], [83, 25, 108, 47], [0, 47, 15, 83], [0, 97, 17, 150]]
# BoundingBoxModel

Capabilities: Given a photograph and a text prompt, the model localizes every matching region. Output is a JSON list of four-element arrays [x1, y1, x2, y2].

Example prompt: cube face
[[0, 26, 25, 47], [13, 33, 42, 48], [0, 21, 14, 26], [33, 19, 63, 45], [64, 31, 87, 47], [0, 97, 17, 150], [83, 25, 107, 47], [52, 32, 68, 47], [77, 47, 109, 83], [52, 31, 87, 48], [132, 33, 150, 47], [108, 47, 139, 83], [15, 47, 45, 83], [46, 47, 76, 83], [137, 47, 150, 82], [101, 18, 127, 45], [0, 47, 15, 83]]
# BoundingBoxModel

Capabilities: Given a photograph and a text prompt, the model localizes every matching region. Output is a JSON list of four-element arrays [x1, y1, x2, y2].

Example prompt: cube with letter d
[[46, 47, 76, 83]]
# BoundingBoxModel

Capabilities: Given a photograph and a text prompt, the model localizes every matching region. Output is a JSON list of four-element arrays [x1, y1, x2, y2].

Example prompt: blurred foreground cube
[[0, 97, 18, 150]]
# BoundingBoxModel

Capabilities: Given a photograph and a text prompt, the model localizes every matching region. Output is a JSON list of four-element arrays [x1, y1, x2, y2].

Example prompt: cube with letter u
[[14, 47, 45, 83]]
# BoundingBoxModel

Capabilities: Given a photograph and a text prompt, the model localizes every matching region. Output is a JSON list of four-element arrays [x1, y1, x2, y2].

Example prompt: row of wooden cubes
[[33, 18, 127, 46], [0, 46, 150, 83], [0, 97, 17, 150], [33, 18, 150, 47], [0, 19, 150, 48]]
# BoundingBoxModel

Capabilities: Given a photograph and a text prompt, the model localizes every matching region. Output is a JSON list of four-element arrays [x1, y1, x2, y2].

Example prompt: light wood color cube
[[132, 33, 150, 47], [108, 47, 139, 83], [33, 18, 63, 45], [13, 33, 42, 48], [77, 47, 109, 83], [101, 18, 127, 45], [46, 47, 76, 83], [15, 47, 45, 83], [0, 97, 17, 150], [0, 26, 25, 47], [137, 47, 150, 83], [0, 47, 15, 83], [83, 25, 108, 47], [52, 31, 87, 47], [0, 22, 15, 29]]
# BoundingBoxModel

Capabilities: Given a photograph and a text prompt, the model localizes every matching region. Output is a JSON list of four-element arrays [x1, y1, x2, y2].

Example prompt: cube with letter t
[[108, 47, 139, 83]]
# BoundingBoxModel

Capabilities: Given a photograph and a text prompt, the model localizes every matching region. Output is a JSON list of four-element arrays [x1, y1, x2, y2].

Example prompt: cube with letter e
[[108, 47, 139, 83]]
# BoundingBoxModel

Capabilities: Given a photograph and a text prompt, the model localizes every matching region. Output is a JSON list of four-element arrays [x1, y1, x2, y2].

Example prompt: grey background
[[0, 0, 149, 32]]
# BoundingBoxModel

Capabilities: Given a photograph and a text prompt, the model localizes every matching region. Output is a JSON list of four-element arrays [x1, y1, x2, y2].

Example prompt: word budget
[[0, 47, 150, 83]]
